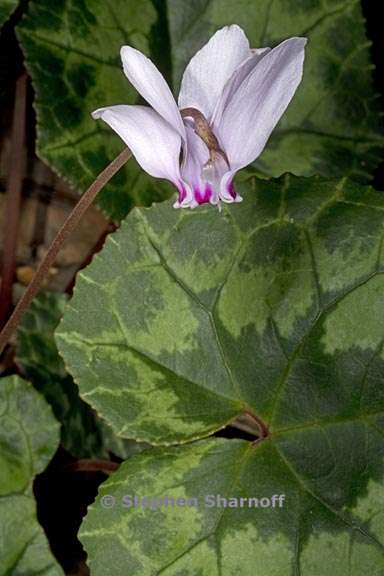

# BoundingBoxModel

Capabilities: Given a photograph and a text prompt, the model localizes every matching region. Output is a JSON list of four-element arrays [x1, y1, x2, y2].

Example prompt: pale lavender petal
[[120, 46, 186, 140], [92, 105, 184, 191], [219, 170, 243, 203], [250, 47, 271, 56], [212, 47, 271, 126], [178, 123, 210, 207], [203, 154, 241, 205], [178, 25, 251, 121], [179, 124, 242, 207], [215, 37, 307, 171]]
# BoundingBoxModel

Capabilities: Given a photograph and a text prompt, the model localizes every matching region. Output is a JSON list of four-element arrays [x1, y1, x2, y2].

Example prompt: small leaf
[[0, 375, 62, 575], [17, 0, 173, 220], [168, 0, 384, 180]]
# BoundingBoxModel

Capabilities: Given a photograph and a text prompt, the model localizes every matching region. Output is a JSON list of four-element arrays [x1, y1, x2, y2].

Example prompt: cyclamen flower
[[93, 25, 306, 209]]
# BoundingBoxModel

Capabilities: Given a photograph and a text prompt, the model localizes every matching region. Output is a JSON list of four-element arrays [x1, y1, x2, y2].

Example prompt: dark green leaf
[[17, 0, 173, 220], [168, 0, 384, 180], [0, 375, 62, 575]]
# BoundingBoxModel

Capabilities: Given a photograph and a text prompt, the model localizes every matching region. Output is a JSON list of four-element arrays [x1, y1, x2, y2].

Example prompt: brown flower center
[[180, 107, 229, 167]]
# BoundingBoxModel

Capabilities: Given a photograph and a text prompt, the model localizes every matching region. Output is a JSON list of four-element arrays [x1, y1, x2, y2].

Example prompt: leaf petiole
[[230, 410, 269, 441]]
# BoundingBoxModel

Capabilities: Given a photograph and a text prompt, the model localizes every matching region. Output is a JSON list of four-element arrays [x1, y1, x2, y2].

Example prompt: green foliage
[[17, 0, 173, 220], [0, 375, 62, 575], [16, 291, 147, 459], [57, 175, 384, 573], [168, 0, 384, 181], [0, 0, 17, 27]]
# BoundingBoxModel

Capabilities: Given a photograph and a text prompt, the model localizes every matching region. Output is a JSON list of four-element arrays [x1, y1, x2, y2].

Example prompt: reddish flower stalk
[[0, 147, 131, 357]]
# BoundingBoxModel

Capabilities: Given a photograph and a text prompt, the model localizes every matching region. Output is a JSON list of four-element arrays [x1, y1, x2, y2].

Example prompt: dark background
[[362, 0, 384, 188]]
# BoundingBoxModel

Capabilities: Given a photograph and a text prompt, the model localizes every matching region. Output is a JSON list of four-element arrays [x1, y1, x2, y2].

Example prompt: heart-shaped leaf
[[56, 175, 384, 444], [0, 375, 62, 575], [57, 174, 384, 573], [168, 0, 384, 180], [17, 0, 173, 220]]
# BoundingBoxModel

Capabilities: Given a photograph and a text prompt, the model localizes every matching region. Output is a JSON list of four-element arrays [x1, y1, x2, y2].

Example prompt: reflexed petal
[[178, 25, 250, 121], [120, 46, 185, 140], [219, 170, 243, 203], [178, 123, 210, 207], [212, 47, 271, 126], [203, 154, 239, 205], [179, 125, 241, 207], [92, 105, 183, 186], [215, 37, 307, 171]]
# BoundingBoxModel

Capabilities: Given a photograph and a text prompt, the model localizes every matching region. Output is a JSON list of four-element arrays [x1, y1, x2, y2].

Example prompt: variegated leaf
[[16, 291, 147, 459], [80, 437, 384, 575], [57, 175, 384, 573]]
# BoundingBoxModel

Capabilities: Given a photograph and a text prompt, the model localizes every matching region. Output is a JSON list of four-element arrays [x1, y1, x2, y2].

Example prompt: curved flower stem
[[0, 148, 132, 356]]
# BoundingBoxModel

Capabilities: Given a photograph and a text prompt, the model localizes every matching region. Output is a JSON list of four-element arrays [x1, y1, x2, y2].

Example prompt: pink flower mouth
[[194, 184, 213, 205]]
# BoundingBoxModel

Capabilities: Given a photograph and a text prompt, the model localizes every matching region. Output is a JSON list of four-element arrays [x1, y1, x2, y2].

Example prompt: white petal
[[215, 37, 307, 171], [92, 105, 182, 185], [120, 46, 185, 140], [178, 25, 251, 121], [212, 47, 271, 126]]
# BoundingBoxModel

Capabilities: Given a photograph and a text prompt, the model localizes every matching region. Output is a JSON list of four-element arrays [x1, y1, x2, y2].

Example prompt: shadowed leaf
[[0, 0, 17, 27], [17, 0, 173, 220], [0, 375, 62, 575]]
